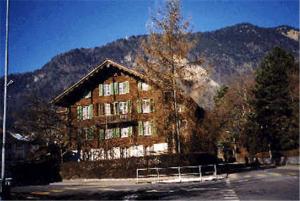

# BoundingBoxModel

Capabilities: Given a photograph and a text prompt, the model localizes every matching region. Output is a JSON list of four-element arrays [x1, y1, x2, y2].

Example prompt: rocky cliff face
[[0, 23, 298, 126]]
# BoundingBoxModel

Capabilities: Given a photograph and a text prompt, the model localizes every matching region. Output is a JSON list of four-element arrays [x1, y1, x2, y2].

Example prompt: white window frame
[[104, 103, 111, 115], [82, 106, 89, 120], [142, 99, 151, 113], [119, 82, 126, 94], [104, 84, 111, 96], [119, 81, 129, 94], [106, 129, 113, 139], [121, 127, 132, 138], [119, 101, 128, 114], [143, 121, 152, 136]]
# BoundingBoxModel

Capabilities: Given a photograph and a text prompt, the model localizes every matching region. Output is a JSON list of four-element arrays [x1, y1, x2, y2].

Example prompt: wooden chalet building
[[52, 59, 201, 161]]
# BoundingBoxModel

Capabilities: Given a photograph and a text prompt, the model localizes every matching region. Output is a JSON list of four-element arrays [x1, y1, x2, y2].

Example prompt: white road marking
[[224, 179, 240, 201]]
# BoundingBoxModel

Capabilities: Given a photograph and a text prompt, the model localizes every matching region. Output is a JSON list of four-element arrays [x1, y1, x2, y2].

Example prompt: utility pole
[[1, 0, 10, 197]]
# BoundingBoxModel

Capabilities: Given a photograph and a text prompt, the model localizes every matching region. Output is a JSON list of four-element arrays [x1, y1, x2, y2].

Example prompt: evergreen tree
[[246, 47, 295, 155]]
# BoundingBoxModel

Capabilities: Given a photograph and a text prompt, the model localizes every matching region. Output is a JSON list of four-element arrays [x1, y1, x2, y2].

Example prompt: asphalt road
[[10, 165, 299, 200]]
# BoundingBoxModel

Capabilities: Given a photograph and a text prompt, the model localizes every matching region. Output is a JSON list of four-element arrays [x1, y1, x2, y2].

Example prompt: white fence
[[136, 164, 221, 183]]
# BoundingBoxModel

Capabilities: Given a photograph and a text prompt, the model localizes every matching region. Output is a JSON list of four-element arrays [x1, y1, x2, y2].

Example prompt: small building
[[0, 130, 33, 165], [52, 59, 201, 161]]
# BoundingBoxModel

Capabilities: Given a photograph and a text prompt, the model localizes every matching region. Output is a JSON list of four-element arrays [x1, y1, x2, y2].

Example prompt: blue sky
[[0, 0, 299, 74]]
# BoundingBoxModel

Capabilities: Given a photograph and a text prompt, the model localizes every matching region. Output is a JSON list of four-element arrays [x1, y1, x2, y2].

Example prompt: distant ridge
[[0, 23, 299, 127]]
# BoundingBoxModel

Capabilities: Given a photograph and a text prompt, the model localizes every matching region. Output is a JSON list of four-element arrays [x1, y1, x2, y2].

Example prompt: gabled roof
[[51, 59, 145, 106]]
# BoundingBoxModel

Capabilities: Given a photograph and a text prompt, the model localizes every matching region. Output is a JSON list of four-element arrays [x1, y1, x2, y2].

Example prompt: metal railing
[[136, 164, 221, 184]]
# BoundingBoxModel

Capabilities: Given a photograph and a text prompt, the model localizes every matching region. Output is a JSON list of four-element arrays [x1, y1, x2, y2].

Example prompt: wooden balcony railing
[[96, 113, 134, 124]]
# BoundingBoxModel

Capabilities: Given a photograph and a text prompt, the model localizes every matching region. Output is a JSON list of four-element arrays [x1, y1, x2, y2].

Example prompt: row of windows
[[99, 81, 130, 96], [77, 99, 155, 120], [85, 81, 151, 98], [80, 143, 168, 160], [81, 121, 156, 141]]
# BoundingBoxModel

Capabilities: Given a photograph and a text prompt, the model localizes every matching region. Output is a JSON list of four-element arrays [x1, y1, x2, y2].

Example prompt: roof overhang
[[51, 59, 146, 106]]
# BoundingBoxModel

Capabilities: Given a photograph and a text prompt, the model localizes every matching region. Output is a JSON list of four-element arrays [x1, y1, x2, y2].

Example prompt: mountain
[[0, 23, 299, 127]]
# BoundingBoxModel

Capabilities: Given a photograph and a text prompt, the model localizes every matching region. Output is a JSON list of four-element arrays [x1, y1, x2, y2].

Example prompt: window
[[112, 147, 121, 159], [84, 91, 91, 99], [83, 106, 88, 120], [137, 99, 154, 113], [143, 121, 152, 136], [104, 103, 111, 115], [178, 104, 185, 113], [98, 103, 105, 115], [142, 99, 151, 113], [138, 121, 155, 136], [121, 126, 133, 138], [138, 82, 151, 91], [104, 83, 113, 96], [129, 145, 144, 157], [119, 81, 130, 94], [145, 145, 154, 156], [86, 126, 95, 140], [153, 143, 168, 153], [82, 105, 93, 120], [99, 129, 105, 140], [106, 129, 113, 139], [119, 102, 128, 114], [100, 82, 119, 96]]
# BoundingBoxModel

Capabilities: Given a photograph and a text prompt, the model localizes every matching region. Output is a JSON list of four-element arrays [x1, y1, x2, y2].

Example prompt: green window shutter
[[87, 126, 95, 140], [116, 128, 120, 138], [151, 121, 157, 136], [127, 100, 132, 113], [77, 106, 83, 120], [125, 81, 130, 93], [138, 121, 144, 136], [113, 128, 116, 138], [110, 83, 114, 95], [99, 84, 103, 96], [128, 127, 133, 136], [80, 106, 83, 119], [138, 82, 142, 90], [136, 100, 141, 113], [87, 128, 91, 140], [88, 104, 93, 119], [113, 82, 119, 95], [77, 106, 80, 120], [150, 99, 155, 112], [99, 129, 105, 140]]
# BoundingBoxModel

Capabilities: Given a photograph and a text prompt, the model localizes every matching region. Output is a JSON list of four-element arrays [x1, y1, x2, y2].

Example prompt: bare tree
[[136, 0, 202, 153], [13, 93, 70, 161]]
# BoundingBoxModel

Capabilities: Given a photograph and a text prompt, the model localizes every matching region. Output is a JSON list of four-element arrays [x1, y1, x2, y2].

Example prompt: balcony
[[95, 114, 134, 124]]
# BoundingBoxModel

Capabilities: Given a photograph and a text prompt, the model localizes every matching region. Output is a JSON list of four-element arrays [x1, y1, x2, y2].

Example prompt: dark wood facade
[[52, 59, 200, 161]]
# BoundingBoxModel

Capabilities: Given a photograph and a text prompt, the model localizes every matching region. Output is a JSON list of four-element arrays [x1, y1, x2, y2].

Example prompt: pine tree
[[247, 47, 295, 156]]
